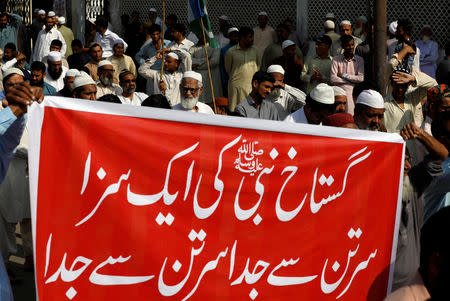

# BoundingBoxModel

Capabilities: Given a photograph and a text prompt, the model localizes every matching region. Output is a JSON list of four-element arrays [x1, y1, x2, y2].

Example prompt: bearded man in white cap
[[57, 16, 74, 58], [284, 83, 335, 124], [95, 60, 122, 98], [53, 69, 80, 97], [172, 71, 214, 114], [118, 71, 148, 105], [139, 49, 192, 106], [253, 11, 276, 55], [72, 71, 97, 100], [333, 86, 347, 113], [330, 20, 362, 57], [108, 39, 136, 80], [32, 15, 66, 62], [353, 89, 385, 131], [266, 65, 305, 119], [44, 51, 68, 91]]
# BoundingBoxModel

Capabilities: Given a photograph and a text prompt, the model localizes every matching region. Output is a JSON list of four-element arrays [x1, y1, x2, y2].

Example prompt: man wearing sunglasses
[[118, 71, 148, 106], [172, 71, 214, 114]]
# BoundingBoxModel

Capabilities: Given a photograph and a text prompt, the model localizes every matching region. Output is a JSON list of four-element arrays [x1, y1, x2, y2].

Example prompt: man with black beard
[[95, 60, 122, 98], [30, 61, 57, 95], [117, 71, 148, 105], [172, 71, 214, 114], [44, 51, 68, 91], [265, 64, 305, 119]]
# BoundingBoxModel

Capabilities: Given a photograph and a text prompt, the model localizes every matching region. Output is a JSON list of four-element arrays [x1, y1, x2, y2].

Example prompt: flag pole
[[160, 0, 166, 85], [200, 17, 217, 114]]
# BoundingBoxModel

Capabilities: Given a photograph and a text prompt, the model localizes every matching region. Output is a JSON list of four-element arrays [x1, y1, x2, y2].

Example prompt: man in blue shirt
[[0, 68, 44, 300], [30, 61, 56, 95], [0, 12, 22, 50]]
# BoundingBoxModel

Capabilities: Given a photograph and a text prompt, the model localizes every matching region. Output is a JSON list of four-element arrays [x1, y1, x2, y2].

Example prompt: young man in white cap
[[44, 51, 68, 91], [117, 71, 148, 105], [387, 21, 398, 49], [266, 65, 305, 120], [330, 35, 364, 115], [139, 49, 192, 106], [94, 16, 127, 58], [353, 89, 385, 131], [271, 40, 303, 89], [108, 39, 136, 80], [95, 60, 122, 98], [53, 69, 80, 97], [261, 23, 303, 72], [330, 20, 362, 57], [323, 20, 340, 44], [225, 26, 260, 112], [301, 34, 333, 93], [32, 15, 66, 62], [415, 25, 439, 79], [72, 71, 97, 100], [235, 71, 279, 120], [172, 71, 214, 114], [253, 11, 276, 55], [57, 16, 74, 58], [284, 83, 335, 124], [333, 86, 347, 113]]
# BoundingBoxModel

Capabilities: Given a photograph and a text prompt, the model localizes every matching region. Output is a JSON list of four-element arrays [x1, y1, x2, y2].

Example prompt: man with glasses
[[172, 71, 214, 114], [117, 71, 148, 105]]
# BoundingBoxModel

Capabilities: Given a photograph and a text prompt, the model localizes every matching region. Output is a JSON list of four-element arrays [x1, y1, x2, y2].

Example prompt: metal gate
[[6, 0, 32, 25]]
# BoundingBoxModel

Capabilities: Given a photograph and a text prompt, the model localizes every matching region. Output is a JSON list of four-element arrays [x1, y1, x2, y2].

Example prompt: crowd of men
[[0, 6, 449, 300]]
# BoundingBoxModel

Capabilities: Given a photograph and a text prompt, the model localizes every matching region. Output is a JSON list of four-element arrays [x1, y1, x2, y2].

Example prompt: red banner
[[29, 97, 404, 300]]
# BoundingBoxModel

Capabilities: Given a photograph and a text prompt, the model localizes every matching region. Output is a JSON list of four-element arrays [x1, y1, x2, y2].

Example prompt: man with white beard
[[95, 60, 122, 98], [172, 71, 214, 114], [353, 89, 385, 131], [266, 64, 305, 120], [44, 51, 68, 91]]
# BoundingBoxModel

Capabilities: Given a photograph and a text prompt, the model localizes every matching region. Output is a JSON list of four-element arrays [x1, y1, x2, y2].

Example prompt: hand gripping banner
[[28, 97, 405, 300]]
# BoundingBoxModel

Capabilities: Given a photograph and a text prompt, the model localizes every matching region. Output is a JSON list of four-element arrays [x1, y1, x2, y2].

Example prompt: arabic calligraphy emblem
[[234, 140, 264, 176]]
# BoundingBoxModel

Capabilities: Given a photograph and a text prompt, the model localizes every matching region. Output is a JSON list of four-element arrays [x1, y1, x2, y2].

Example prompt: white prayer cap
[[227, 27, 239, 35], [310, 83, 335, 105], [149, 8, 157, 13], [219, 15, 229, 21], [167, 52, 179, 61], [47, 51, 62, 62], [38, 9, 46, 15], [3, 67, 24, 79], [73, 72, 96, 89], [258, 11, 268, 17], [88, 18, 96, 25], [183, 71, 202, 83], [48, 11, 56, 17], [113, 39, 125, 46], [281, 40, 295, 50], [357, 16, 368, 23], [326, 12, 335, 19], [66, 69, 81, 77], [324, 20, 335, 30], [267, 65, 285, 75], [58, 17, 66, 24], [389, 21, 398, 35], [98, 60, 113, 68], [340, 20, 352, 26], [422, 24, 431, 29], [356, 89, 384, 109], [332, 86, 347, 97]]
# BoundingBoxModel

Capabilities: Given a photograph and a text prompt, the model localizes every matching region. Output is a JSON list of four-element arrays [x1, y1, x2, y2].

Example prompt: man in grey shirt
[[235, 71, 280, 120]]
